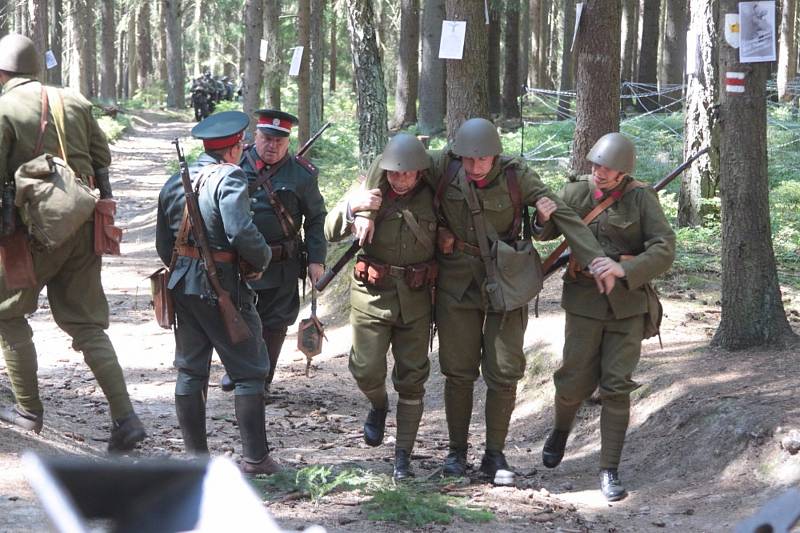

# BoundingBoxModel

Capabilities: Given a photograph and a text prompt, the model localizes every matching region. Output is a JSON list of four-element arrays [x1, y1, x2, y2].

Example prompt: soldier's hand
[[535, 197, 557, 224], [348, 187, 382, 213], [352, 216, 375, 245], [308, 263, 324, 286], [589, 257, 624, 294]]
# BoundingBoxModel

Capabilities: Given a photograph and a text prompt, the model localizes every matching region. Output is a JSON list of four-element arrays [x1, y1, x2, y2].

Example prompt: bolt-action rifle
[[173, 138, 253, 344]]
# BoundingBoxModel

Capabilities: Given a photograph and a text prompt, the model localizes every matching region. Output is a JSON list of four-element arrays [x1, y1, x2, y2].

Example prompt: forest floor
[[0, 111, 799, 533]]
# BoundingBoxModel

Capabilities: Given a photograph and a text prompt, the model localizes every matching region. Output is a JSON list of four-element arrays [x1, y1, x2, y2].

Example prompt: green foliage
[[365, 484, 494, 527], [127, 81, 167, 109], [96, 114, 131, 143], [252, 465, 375, 503]]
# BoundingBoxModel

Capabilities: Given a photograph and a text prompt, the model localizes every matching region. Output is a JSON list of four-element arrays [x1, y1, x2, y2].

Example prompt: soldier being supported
[[155, 111, 280, 475], [325, 134, 437, 480], [536, 133, 675, 501]]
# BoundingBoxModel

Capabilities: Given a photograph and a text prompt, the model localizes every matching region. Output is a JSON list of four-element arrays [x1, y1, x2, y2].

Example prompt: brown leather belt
[[453, 238, 481, 257], [269, 244, 289, 262], [176, 245, 237, 263]]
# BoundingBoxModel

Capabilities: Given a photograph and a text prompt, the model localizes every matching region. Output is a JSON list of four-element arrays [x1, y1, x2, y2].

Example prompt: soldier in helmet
[[325, 133, 437, 480], [156, 111, 281, 475], [359, 118, 612, 485], [220, 109, 327, 399], [0, 33, 147, 451], [536, 132, 675, 501]]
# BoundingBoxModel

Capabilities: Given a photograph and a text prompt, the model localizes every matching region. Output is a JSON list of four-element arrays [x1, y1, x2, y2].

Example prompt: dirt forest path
[[0, 111, 799, 532]]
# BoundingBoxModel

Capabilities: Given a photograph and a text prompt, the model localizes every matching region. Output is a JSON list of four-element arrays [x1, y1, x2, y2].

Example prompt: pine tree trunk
[[712, 0, 798, 350], [546, 0, 559, 90], [116, 29, 125, 100], [243, 0, 264, 132], [157, 0, 168, 84], [163, 0, 184, 108], [620, 0, 637, 82], [418, 0, 445, 135], [556, 0, 575, 120], [0, 0, 7, 35], [192, 0, 202, 78], [263, 0, 282, 110], [570, 0, 620, 175], [502, 0, 521, 119], [30, 0, 48, 82], [529, 0, 542, 88], [662, 0, 686, 85], [519, 0, 530, 89], [538, 0, 551, 89], [99, 0, 115, 101], [297, 0, 311, 144], [778, 0, 797, 101], [445, 0, 489, 140], [49, 0, 63, 85], [636, 0, 660, 110], [137, 1, 152, 88], [309, 0, 325, 136], [679, 0, 719, 228], [126, 7, 137, 97], [329, 5, 337, 93], [487, 4, 501, 115], [345, 0, 388, 168], [391, 0, 419, 129]]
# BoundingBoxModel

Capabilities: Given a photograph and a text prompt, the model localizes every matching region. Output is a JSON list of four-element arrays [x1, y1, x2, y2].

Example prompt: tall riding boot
[[235, 393, 281, 475], [264, 328, 288, 391], [175, 392, 209, 455]]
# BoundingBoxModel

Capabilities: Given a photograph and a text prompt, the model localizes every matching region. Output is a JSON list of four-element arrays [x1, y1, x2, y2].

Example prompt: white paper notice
[[289, 46, 304, 76], [44, 50, 57, 69], [259, 39, 268, 62], [571, 3, 584, 52], [439, 21, 467, 60], [739, 1, 776, 62]]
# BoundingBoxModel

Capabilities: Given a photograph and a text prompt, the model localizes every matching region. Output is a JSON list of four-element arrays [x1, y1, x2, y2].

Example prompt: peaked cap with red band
[[191, 110, 249, 151], [255, 109, 299, 137]]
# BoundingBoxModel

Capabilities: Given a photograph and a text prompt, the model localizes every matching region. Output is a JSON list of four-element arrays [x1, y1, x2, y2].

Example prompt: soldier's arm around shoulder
[[296, 155, 328, 264], [323, 196, 353, 243], [216, 166, 270, 271], [620, 187, 676, 290]]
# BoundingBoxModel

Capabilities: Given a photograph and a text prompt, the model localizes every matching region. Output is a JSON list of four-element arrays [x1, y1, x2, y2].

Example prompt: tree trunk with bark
[[778, 0, 797, 101], [345, 0, 388, 168], [445, 0, 489, 140], [192, 0, 202, 78], [636, 0, 660, 110], [156, 0, 168, 84], [519, 0, 530, 89], [502, 0, 521, 119], [0, 0, 7, 35], [263, 0, 282, 110], [556, 0, 575, 120], [418, 0, 445, 135], [570, 0, 620, 175], [126, 6, 137, 97], [662, 0, 686, 84], [137, 1, 152, 88], [309, 0, 325, 136], [391, 0, 419, 129], [546, 0, 559, 90], [242, 0, 264, 133], [163, 0, 184, 108], [679, 0, 719, 228], [712, 0, 798, 350], [487, 3, 501, 116], [30, 0, 48, 82], [99, 0, 115, 102], [49, 0, 63, 84], [297, 0, 311, 144], [329, 4, 337, 93], [529, 0, 542, 87], [539, 0, 552, 89], [620, 0, 637, 82]]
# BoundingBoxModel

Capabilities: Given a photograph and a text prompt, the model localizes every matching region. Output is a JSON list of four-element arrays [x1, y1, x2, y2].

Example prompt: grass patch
[[251, 465, 375, 503], [365, 484, 494, 527]]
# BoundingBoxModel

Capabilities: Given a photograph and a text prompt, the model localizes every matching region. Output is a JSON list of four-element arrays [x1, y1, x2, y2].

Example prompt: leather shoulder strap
[[33, 86, 49, 158], [434, 158, 461, 222], [245, 151, 296, 239], [504, 164, 522, 239]]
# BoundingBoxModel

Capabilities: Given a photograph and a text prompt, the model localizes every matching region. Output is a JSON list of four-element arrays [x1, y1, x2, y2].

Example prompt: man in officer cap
[[0, 33, 146, 452], [536, 132, 675, 501], [360, 118, 612, 485], [325, 133, 437, 480], [220, 109, 327, 398], [156, 110, 280, 474]]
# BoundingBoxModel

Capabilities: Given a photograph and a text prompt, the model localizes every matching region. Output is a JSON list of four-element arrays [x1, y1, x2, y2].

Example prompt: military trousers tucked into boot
[[175, 392, 208, 454], [263, 327, 287, 387]]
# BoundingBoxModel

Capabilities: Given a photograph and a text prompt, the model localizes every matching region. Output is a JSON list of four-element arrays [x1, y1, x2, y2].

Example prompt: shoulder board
[[294, 155, 318, 177]]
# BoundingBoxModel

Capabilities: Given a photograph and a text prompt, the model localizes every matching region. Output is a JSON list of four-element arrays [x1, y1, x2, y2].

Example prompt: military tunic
[[0, 77, 134, 420], [239, 146, 327, 331], [367, 150, 606, 453], [538, 175, 675, 468], [156, 153, 271, 396]]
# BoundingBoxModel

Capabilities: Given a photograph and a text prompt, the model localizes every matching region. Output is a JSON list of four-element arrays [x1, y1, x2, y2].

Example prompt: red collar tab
[[202, 131, 243, 151], [469, 175, 491, 189], [256, 116, 293, 134], [594, 188, 623, 201]]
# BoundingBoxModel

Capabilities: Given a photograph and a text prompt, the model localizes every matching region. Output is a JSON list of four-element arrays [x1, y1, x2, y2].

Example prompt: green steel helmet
[[379, 133, 430, 172], [0, 33, 40, 75], [452, 118, 503, 158], [586, 132, 636, 175]]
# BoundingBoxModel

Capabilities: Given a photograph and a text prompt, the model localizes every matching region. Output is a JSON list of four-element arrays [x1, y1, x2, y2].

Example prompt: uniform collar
[[1, 76, 37, 95], [466, 157, 502, 189]]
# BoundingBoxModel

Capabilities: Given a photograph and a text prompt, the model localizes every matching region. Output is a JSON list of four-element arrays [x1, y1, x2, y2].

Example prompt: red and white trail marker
[[726, 72, 746, 93]]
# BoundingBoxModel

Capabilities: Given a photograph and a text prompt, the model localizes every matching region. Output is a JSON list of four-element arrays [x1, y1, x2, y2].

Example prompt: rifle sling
[[245, 151, 296, 240]]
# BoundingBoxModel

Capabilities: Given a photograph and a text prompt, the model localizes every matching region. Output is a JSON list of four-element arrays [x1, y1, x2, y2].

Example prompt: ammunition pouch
[[268, 238, 301, 263], [437, 226, 455, 255], [148, 267, 175, 329], [93, 198, 122, 256], [0, 228, 37, 290], [354, 255, 437, 290]]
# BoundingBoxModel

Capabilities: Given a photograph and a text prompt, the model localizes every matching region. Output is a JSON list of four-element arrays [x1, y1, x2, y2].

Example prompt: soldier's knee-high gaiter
[[554, 394, 582, 432], [485, 385, 516, 452], [0, 334, 42, 414], [395, 396, 423, 452], [73, 329, 133, 420], [600, 395, 630, 469], [445, 380, 473, 450]]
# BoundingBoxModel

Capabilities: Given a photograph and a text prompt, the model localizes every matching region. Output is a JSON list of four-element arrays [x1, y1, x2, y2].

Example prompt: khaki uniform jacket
[[0, 77, 110, 188], [325, 170, 437, 324], [539, 175, 676, 320]]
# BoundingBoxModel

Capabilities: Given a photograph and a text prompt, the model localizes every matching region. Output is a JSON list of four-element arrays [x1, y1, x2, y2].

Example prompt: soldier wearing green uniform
[[360, 118, 612, 485], [537, 133, 676, 501], [221, 110, 327, 396], [325, 134, 437, 480], [0, 33, 146, 452], [156, 111, 280, 475]]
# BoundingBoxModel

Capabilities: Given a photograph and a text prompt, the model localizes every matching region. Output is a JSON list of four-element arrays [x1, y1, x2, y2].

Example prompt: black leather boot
[[393, 448, 414, 480], [0, 404, 43, 434], [600, 468, 627, 501], [108, 413, 147, 453], [479, 450, 515, 486], [363, 405, 388, 447], [235, 393, 282, 475], [542, 429, 570, 468], [175, 392, 208, 454], [220, 374, 235, 392], [442, 448, 467, 477]]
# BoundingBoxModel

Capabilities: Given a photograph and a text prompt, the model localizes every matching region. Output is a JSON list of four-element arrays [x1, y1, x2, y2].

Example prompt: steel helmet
[[586, 132, 636, 175], [452, 118, 503, 158], [0, 33, 40, 75], [379, 133, 430, 172]]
